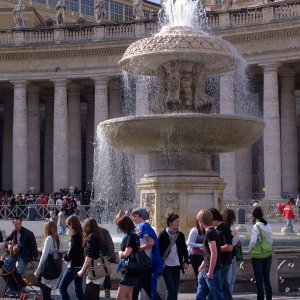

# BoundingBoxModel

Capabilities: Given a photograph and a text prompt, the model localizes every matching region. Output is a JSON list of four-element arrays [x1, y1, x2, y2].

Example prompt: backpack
[[41, 236, 62, 280], [251, 224, 272, 259]]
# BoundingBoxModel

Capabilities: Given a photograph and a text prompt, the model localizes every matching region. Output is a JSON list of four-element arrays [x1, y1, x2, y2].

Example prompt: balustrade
[[0, 0, 300, 46]]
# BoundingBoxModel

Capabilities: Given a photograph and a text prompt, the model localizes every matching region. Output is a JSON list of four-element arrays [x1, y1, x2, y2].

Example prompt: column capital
[[27, 84, 40, 95], [279, 66, 296, 78], [93, 76, 110, 85], [260, 63, 281, 73], [68, 83, 82, 93], [51, 78, 69, 87], [10, 80, 28, 88]]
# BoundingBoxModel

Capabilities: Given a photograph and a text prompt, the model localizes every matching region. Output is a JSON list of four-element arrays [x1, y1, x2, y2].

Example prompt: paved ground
[[2, 218, 300, 299]]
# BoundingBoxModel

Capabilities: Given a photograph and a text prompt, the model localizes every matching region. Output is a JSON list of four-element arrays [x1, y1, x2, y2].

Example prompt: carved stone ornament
[[141, 193, 155, 224], [160, 193, 179, 228]]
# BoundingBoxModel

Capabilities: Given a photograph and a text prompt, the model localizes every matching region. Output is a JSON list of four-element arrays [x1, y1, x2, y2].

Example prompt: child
[[196, 209, 226, 300]]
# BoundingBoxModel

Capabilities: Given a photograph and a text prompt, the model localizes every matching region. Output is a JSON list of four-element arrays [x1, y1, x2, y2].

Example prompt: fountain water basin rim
[[99, 113, 265, 154]]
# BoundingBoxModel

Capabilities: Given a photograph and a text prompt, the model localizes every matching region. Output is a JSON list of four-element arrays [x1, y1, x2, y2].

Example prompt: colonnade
[[221, 64, 299, 201], [0, 76, 114, 194]]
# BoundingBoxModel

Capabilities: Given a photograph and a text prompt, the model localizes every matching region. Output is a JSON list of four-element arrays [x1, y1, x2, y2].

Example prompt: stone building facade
[[0, 0, 299, 202]]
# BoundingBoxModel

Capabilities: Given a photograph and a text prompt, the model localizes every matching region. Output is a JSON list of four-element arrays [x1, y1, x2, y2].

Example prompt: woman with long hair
[[222, 208, 242, 294], [59, 215, 84, 300], [249, 206, 273, 300], [116, 215, 140, 300], [34, 221, 61, 300], [77, 218, 107, 300], [187, 218, 205, 285]]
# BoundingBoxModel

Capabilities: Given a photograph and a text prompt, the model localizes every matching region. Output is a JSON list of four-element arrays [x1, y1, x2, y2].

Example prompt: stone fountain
[[99, 0, 264, 234]]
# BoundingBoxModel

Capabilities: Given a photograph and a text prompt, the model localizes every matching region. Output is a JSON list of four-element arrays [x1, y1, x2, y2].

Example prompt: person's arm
[[181, 234, 189, 272], [140, 234, 154, 251], [77, 256, 92, 277], [102, 229, 116, 262], [29, 231, 39, 259], [207, 240, 217, 279], [248, 226, 259, 252], [118, 246, 133, 259], [221, 226, 233, 253], [34, 237, 51, 277], [187, 228, 202, 248]]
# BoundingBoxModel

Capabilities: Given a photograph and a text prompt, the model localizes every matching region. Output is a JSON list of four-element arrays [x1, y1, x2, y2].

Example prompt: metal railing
[[0, 204, 116, 223]]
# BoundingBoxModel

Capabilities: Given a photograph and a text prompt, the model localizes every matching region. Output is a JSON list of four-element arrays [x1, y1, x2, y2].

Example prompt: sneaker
[[104, 289, 111, 298]]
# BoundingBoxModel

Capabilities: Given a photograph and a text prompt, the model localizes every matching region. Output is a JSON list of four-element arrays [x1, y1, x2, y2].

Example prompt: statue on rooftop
[[133, 0, 144, 20], [222, 0, 232, 10], [13, 0, 25, 29], [95, 0, 106, 23], [56, 0, 66, 25]]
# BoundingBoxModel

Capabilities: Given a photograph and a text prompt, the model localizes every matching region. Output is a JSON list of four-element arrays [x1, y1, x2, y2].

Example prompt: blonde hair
[[44, 220, 60, 249], [196, 209, 213, 227]]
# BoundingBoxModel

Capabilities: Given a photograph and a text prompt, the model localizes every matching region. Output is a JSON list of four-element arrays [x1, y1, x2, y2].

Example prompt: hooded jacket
[[248, 221, 273, 252]]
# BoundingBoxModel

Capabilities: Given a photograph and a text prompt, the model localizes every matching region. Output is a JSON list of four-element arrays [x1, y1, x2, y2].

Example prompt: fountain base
[[138, 172, 226, 234]]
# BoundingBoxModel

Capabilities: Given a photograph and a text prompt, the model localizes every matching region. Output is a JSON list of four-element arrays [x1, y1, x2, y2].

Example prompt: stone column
[[93, 77, 109, 198], [12, 80, 28, 194], [94, 76, 109, 137], [44, 95, 54, 194], [219, 73, 237, 200], [27, 85, 40, 193], [135, 77, 150, 202], [2, 94, 13, 191], [280, 69, 298, 194], [85, 93, 95, 190], [68, 83, 82, 189], [262, 64, 282, 200], [52, 79, 68, 192]]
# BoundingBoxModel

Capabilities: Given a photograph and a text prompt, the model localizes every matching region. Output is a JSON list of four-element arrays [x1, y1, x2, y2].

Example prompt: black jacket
[[101, 227, 117, 263], [64, 232, 85, 267], [85, 233, 107, 259], [4, 226, 38, 263], [158, 229, 189, 273]]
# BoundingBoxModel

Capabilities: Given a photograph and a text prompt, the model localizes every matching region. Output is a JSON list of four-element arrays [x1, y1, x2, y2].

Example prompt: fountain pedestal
[[138, 172, 226, 235]]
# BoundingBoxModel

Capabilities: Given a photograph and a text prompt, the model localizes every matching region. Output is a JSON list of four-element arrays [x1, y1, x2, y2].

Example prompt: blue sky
[[149, 0, 160, 4]]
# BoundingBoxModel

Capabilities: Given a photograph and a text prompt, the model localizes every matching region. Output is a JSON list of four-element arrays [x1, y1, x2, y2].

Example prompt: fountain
[[98, 0, 264, 234]]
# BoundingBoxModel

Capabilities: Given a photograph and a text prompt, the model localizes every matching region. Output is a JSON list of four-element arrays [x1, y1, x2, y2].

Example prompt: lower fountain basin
[[99, 113, 265, 154]]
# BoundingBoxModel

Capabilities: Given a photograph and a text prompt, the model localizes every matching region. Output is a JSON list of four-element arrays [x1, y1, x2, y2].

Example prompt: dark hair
[[208, 208, 223, 222], [252, 206, 268, 225], [222, 208, 236, 227], [66, 215, 82, 234], [195, 219, 205, 235], [82, 218, 105, 247], [167, 213, 179, 226], [117, 215, 135, 234], [13, 216, 22, 223]]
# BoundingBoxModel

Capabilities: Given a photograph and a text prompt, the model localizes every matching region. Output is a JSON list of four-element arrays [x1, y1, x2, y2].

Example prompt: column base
[[138, 172, 226, 235]]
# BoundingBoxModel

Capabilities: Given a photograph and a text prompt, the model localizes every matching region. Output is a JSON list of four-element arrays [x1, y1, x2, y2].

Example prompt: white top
[[164, 243, 180, 267], [186, 227, 203, 255], [34, 235, 61, 289], [248, 222, 273, 252]]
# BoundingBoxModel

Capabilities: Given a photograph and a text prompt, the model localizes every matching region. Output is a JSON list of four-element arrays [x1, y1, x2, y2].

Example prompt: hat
[[132, 208, 149, 220]]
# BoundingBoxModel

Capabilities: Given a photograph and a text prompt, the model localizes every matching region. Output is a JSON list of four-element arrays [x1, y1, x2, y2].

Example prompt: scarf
[[117, 228, 135, 273], [166, 227, 178, 244]]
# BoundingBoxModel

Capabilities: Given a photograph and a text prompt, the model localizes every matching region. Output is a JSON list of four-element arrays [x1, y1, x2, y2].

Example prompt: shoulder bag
[[162, 232, 179, 261], [86, 253, 111, 280], [124, 234, 152, 273], [41, 237, 62, 280], [251, 225, 272, 259]]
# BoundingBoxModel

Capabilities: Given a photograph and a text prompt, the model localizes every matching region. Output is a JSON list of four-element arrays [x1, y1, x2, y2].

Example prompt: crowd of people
[[0, 204, 273, 300]]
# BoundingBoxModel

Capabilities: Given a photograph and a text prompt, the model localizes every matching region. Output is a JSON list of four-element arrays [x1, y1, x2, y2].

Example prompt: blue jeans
[[207, 264, 232, 300], [251, 256, 272, 300], [163, 265, 180, 300], [59, 266, 83, 300], [286, 219, 293, 231], [59, 225, 66, 235], [227, 258, 237, 294], [196, 270, 226, 300], [4, 255, 27, 277]]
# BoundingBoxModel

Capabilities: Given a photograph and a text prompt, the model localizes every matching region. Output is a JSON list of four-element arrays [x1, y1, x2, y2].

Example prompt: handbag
[[125, 250, 152, 273], [41, 237, 62, 280], [86, 255, 111, 280], [251, 224, 272, 259]]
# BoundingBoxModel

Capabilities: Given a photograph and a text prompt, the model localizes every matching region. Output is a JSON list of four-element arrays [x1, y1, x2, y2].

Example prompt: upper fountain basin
[[99, 113, 265, 154], [118, 26, 240, 75]]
